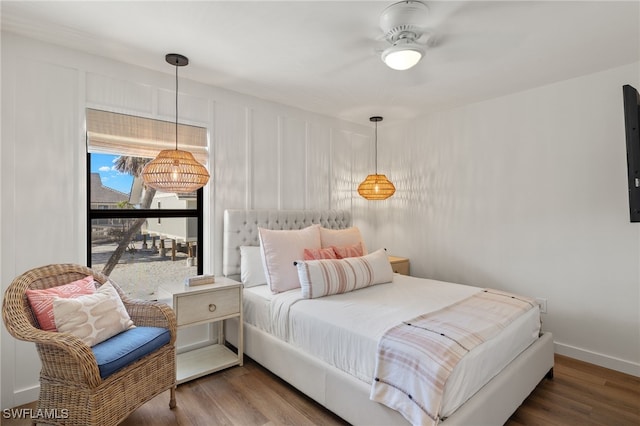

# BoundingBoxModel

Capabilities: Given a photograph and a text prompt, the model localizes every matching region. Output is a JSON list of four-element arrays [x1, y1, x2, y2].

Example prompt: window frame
[[86, 152, 204, 276]]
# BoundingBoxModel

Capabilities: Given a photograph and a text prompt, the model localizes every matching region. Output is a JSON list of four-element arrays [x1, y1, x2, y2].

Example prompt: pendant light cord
[[174, 62, 179, 151], [370, 116, 382, 175], [374, 120, 378, 175]]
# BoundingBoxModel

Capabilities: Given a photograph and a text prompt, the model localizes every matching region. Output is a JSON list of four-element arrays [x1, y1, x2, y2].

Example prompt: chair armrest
[[2, 267, 104, 388], [107, 279, 177, 344], [9, 326, 103, 388], [122, 298, 177, 344]]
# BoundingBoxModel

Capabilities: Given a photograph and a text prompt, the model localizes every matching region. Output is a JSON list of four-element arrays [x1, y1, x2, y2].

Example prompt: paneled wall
[[0, 33, 373, 408]]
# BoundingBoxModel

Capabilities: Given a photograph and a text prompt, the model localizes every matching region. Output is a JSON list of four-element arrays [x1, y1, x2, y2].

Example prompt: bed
[[222, 209, 554, 425]]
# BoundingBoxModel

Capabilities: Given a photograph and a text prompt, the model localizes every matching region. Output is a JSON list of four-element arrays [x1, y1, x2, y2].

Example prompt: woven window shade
[[86, 109, 208, 164]]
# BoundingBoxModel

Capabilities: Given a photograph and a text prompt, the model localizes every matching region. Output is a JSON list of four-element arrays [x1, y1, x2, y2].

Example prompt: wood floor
[[5, 354, 639, 425]]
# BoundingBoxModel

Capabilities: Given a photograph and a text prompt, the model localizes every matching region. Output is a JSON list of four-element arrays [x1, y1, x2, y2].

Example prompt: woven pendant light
[[358, 116, 395, 200], [142, 54, 210, 193]]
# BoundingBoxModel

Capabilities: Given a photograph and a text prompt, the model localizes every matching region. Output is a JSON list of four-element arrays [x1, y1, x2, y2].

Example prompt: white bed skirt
[[226, 319, 554, 425]]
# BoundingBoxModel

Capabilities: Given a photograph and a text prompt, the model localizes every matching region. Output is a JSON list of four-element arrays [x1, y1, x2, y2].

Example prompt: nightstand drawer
[[175, 287, 240, 326]]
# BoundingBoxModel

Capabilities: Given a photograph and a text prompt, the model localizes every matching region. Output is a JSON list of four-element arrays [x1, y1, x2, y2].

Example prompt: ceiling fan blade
[[431, 31, 526, 62], [423, 1, 532, 63]]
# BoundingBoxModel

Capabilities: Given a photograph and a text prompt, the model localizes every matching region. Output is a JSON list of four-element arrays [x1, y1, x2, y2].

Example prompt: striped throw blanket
[[370, 289, 537, 426]]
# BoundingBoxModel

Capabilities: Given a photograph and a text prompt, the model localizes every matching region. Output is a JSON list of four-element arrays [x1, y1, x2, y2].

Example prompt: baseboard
[[554, 341, 640, 377], [9, 385, 39, 408]]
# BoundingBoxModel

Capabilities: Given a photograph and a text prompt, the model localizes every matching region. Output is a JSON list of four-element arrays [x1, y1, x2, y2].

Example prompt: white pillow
[[52, 281, 135, 347], [320, 226, 368, 254], [295, 248, 393, 299], [259, 224, 321, 293], [240, 246, 267, 287]]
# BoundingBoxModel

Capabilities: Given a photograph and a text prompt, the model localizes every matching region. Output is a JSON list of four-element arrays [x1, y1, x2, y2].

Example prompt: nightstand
[[157, 277, 243, 384], [388, 256, 410, 275]]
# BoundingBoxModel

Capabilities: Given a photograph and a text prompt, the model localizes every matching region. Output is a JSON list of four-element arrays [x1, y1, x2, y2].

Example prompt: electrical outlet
[[535, 297, 547, 314]]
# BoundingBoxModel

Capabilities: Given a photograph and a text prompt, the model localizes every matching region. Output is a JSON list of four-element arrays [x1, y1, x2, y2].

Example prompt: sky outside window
[[90, 153, 135, 195]]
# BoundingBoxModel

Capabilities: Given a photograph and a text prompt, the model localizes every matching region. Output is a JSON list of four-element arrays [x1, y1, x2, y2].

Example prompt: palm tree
[[101, 156, 156, 276]]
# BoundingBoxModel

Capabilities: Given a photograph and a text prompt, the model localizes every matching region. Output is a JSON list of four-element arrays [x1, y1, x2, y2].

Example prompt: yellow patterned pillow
[[52, 281, 135, 347]]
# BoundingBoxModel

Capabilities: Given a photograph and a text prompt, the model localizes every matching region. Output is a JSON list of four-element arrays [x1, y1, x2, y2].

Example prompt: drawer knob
[[208, 303, 217, 312]]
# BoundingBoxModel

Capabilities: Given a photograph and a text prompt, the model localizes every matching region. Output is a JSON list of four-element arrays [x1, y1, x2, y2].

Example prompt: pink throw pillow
[[26, 275, 96, 331], [320, 227, 368, 254], [332, 243, 364, 259], [303, 247, 338, 260]]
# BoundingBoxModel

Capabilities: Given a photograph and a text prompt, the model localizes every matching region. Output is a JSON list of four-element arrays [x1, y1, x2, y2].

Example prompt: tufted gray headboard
[[223, 209, 352, 280]]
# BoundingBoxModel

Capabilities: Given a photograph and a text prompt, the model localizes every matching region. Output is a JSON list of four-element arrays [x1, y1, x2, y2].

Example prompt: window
[[86, 109, 207, 300]]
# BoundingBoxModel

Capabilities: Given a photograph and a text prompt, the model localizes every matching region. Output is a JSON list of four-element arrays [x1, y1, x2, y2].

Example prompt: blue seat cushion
[[91, 326, 171, 379]]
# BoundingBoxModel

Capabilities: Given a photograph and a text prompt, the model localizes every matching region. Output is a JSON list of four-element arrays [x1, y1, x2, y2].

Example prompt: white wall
[[376, 62, 640, 375], [0, 33, 373, 409]]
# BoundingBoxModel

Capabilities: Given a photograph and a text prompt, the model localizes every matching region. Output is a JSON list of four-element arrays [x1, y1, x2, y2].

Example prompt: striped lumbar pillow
[[295, 248, 393, 299]]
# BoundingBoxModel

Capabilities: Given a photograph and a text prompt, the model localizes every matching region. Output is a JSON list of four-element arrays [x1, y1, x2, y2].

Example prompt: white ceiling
[[2, 1, 639, 124]]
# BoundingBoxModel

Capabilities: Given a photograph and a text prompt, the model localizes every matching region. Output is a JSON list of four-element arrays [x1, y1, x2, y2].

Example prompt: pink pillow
[[332, 243, 364, 259], [259, 224, 321, 293], [320, 227, 368, 254], [26, 276, 96, 331], [303, 247, 338, 260]]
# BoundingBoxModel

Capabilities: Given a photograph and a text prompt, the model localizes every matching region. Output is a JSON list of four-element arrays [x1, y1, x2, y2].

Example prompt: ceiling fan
[[379, 0, 430, 71]]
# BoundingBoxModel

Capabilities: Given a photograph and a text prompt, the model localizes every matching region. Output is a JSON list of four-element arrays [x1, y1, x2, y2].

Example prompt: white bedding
[[242, 274, 541, 418]]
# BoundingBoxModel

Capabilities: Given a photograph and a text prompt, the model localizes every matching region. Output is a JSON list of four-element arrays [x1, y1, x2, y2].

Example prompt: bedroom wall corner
[[210, 99, 373, 275]]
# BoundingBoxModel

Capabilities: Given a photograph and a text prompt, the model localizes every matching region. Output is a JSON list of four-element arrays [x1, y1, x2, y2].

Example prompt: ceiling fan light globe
[[381, 45, 423, 71]]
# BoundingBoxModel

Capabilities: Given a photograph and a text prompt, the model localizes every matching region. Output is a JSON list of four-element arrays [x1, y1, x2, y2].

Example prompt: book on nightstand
[[184, 274, 215, 287]]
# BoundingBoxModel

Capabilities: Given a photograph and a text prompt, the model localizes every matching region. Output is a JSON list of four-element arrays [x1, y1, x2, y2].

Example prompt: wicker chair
[[2, 264, 177, 426]]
